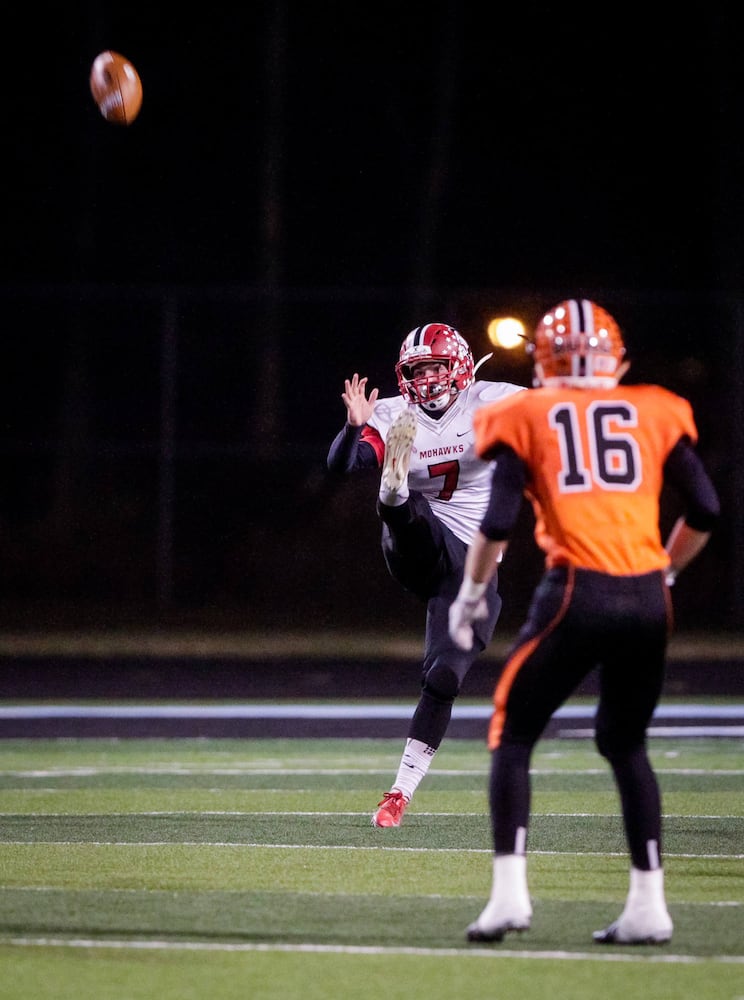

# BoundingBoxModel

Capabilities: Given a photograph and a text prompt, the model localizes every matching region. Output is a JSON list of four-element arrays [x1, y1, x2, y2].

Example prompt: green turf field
[[0, 736, 742, 999]]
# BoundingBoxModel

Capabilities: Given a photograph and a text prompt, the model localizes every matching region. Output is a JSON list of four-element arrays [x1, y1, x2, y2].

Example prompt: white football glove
[[449, 577, 489, 651]]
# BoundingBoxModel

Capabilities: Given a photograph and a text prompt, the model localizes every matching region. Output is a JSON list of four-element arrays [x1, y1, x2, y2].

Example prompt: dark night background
[[1, 4, 742, 636]]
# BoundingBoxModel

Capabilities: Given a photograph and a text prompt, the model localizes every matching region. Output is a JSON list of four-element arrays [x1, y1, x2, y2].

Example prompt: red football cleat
[[371, 790, 408, 828]]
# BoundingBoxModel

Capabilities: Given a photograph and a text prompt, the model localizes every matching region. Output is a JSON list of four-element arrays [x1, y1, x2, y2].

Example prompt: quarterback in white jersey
[[327, 323, 524, 828]]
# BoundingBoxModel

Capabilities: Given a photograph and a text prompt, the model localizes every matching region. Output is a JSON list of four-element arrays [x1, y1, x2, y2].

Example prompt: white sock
[[625, 866, 667, 911], [490, 852, 530, 910], [390, 738, 436, 801]]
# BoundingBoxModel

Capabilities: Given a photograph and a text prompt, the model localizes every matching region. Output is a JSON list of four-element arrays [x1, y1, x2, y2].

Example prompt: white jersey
[[366, 380, 525, 545]]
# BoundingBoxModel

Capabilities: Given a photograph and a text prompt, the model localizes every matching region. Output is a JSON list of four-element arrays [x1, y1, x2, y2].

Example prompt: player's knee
[[595, 729, 642, 761], [595, 731, 616, 760], [422, 661, 462, 703]]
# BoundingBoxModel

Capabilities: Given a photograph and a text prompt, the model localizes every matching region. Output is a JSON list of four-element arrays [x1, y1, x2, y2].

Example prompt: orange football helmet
[[528, 299, 628, 388]]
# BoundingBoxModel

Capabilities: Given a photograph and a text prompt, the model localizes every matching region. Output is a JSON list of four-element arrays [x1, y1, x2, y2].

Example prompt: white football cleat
[[466, 898, 532, 943], [594, 866, 673, 944], [381, 409, 417, 495], [593, 907, 673, 945]]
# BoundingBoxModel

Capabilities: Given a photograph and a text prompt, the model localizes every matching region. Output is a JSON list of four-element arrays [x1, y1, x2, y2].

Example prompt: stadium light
[[487, 316, 526, 350]]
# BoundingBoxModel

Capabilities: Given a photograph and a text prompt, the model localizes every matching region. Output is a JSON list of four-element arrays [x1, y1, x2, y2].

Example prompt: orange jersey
[[473, 384, 698, 575]]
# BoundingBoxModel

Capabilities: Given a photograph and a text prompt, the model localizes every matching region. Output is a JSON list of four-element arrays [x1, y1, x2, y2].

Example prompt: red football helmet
[[395, 323, 474, 412], [529, 299, 627, 388]]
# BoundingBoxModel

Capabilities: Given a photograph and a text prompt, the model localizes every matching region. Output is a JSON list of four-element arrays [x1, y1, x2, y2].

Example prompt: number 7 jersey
[[472, 384, 698, 574], [364, 380, 525, 545]]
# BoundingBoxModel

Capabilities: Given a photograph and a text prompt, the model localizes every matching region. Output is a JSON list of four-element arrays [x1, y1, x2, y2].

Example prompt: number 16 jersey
[[472, 384, 698, 575]]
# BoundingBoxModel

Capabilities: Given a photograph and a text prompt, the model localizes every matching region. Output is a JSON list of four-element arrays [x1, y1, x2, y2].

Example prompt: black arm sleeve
[[663, 438, 720, 532], [480, 445, 528, 541], [326, 423, 379, 475]]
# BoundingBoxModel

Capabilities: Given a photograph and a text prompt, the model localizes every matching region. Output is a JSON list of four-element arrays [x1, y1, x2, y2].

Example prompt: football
[[89, 51, 143, 125]]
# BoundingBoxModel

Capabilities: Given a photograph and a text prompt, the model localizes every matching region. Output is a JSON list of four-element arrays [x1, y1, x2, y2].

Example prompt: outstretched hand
[[341, 373, 379, 427]]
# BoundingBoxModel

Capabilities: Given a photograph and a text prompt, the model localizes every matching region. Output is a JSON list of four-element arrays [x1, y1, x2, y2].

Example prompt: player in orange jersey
[[448, 299, 720, 946]]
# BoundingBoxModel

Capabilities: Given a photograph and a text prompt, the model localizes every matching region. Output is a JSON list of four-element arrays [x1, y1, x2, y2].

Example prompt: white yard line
[[3, 935, 744, 964]]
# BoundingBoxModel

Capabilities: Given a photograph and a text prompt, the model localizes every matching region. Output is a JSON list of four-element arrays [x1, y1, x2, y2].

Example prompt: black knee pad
[[421, 660, 464, 703]]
